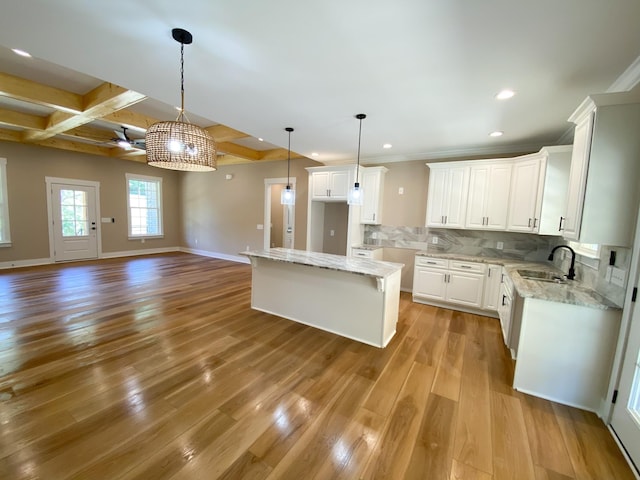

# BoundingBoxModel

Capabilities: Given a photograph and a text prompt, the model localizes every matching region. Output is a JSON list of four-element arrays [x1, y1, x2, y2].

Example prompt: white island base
[[244, 249, 403, 348]]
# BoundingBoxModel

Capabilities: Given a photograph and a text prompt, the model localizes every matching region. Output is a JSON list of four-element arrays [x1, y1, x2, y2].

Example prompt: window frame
[[126, 173, 164, 239], [0, 158, 11, 247]]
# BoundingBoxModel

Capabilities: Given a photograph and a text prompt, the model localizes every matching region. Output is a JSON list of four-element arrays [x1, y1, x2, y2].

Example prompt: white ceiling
[[1, 0, 640, 165]]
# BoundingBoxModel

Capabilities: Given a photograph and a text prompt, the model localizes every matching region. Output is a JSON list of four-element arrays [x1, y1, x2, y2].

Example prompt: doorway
[[264, 177, 295, 250], [46, 177, 101, 262]]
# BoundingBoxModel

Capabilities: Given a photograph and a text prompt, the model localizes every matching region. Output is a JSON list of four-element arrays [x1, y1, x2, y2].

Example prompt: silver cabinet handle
[[444, 215, 448, 224], [426, 261, 437, 265], [533, 218, 538, 228], [459, 265, 472, 269], [502, 295, 507, 306], [559, 216, 564, 231], [528, 218, 532, 227], [488, 269, 491, 278]]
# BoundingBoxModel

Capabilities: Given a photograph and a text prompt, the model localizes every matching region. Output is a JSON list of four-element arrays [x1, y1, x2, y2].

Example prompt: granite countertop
[[416, 251, 620, 311], [352, 245, 384, 251], [241, 248, 404, 279]]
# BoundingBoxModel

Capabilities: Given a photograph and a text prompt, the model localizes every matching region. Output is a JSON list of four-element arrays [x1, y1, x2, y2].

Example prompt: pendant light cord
[[285, 127, 294, 188], [179, 42, 185, 121], [355, 113, 366, 186]]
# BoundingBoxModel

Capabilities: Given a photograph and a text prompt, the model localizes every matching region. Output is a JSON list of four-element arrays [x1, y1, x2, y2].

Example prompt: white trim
[[608, 425, 640, 480], [45, 176, 102, 262], [0, 257, 52, 270], [100, 246, 179, 259], [608, 54, 640, 93], [180, 246, 250, 264], [0, 158, 10, 246], [125, 172, 163, 238]]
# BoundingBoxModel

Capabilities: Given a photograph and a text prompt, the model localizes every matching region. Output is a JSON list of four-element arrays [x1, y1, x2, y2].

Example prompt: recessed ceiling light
[[258, 137, 264, 142], [383, 143, 392, 149], [496, 89, 515, 100], [12, 48, 32, 58], [489, 131, 504, 137], [311, 152, 319, 157]]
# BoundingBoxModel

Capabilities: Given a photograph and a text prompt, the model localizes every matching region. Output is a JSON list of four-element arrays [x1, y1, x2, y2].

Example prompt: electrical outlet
[[330, 230, 335, 237], [432, 236, 439, 245], [257, 224, 264, 230], [611, 267, 626, 287], [398, 187, 404, 195], [496, 241, 504, 250]]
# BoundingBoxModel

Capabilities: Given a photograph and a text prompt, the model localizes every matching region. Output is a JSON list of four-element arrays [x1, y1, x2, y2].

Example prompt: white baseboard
[[100, 247, 180, 259], [180, 247, 250, 264], [0, 257, 52, 270]]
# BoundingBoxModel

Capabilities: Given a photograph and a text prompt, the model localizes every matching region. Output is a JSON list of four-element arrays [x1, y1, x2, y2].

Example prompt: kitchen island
[[241, 248, 403, 348]]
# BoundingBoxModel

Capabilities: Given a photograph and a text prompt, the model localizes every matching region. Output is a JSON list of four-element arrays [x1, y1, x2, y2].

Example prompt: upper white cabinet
[[506, 146, 572, 234], [309, 166, 352, 201], [465, 162, 512, 230], [361, 166, 388, 224], [562, 92, 640, 246], [425, 164, 470, 229]]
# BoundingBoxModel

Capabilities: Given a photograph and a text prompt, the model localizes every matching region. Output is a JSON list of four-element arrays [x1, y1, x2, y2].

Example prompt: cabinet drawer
[[415, 256, 448, 269], [449, 260, 486, 274]]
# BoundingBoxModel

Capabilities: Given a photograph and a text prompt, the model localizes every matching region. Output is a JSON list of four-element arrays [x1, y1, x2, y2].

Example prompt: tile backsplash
[[364, 225, 630, 307]]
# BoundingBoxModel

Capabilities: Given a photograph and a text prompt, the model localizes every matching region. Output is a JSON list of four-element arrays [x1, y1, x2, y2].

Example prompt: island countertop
[[241, 248, 403, 279]]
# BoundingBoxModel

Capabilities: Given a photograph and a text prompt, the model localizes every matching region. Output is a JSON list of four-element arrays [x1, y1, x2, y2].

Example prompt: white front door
[[49, 181, 99, 262], [611, 287, 640, 472]]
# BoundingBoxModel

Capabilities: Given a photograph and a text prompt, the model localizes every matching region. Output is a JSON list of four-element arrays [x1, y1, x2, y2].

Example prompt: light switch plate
[[432, 236, 438, 244], [496, 241, 504, 250]]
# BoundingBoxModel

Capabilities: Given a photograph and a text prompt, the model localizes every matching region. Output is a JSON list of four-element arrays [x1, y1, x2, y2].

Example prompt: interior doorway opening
[[264, 177, 296, 250]]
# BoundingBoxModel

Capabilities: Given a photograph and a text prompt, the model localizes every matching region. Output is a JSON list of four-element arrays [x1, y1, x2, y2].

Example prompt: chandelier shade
[[146, 28, 217, 172]]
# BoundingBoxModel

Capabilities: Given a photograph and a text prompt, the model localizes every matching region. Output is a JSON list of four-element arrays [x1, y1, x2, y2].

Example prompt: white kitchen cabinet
[[507, 156, 542, 232], [412, 256, 487, 311], [535, 146, 572, 235], [465, 162, 512, 230], [482, 264, 502, 310], [562, 92, 640, 246], [360, 166, 388, 224], [425, 164, 470, 229], [309, 167, 352, 201], [352, 246, 383, 260]]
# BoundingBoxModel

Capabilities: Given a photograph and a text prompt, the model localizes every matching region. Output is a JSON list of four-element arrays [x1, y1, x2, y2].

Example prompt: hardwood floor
[[0, 252, 635, 479]]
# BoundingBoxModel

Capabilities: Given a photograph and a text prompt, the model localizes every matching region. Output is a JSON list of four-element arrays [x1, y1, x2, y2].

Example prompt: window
[[126, 173, 163, 238], [569, 241, 601, 259], [0, 158, 10, 246]]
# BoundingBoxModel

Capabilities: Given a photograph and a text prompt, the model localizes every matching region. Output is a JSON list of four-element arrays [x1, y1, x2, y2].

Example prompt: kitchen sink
[[517, 269, 567, 284]]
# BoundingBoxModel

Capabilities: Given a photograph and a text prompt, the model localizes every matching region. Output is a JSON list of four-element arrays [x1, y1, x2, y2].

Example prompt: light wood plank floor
[[0, 252, 635, 479]]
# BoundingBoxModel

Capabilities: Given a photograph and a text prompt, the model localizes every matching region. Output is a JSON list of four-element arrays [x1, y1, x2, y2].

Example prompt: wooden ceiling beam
[[0, 72, 83, 113], [0, 108, 47, 130], [216, 141, 262, 161], [204, 124, 249, 142], [61, 125, 120, 144], [258, 147, 305, 162], [1, 127, 114, 156], [23, 83, 146, 141]]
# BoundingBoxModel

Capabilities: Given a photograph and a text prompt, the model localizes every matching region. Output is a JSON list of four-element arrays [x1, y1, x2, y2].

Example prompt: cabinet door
[[329, 171, 350, 199], [426, 168, 448, 227], [311, 172, 331, 199], [482, 265, 502, 310], [446, 271, 484, 307], [465, 165, 489, 229], [361, 169, 382, 224], [413, 267, 447, 300], [563, 114, 593, 239], [485, 164, 512, 229], [507, 158, 542, 232], [443, 166, 469, 228]]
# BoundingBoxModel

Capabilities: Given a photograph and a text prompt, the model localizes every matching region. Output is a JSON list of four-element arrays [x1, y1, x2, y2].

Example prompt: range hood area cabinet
[[562, 92, 640, 246]]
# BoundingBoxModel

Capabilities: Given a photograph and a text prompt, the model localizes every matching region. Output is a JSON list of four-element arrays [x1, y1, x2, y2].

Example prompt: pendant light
[[281, 127, 295, 205], [348, 113, 366, 205], [145, 28, 217, 172]]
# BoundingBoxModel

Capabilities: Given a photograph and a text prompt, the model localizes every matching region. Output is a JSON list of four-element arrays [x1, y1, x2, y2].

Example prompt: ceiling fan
[[112, 127, 146, 150]]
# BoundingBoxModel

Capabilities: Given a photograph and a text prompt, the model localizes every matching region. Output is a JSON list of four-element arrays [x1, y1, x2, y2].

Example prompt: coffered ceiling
[[1, 1, 640, 166]]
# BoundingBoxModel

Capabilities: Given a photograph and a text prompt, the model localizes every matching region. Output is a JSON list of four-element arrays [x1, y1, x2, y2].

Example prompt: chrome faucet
[[548, 245, 576, 280]]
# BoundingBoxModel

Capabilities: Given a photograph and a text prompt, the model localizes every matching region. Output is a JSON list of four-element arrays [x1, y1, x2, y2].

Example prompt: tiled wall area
[[364, 225, 630, 307]]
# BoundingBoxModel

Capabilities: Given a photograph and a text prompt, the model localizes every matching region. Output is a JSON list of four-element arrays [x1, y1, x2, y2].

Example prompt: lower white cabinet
[[482, 264, 502, 310], [413, 256, 488, 311], [351, 247, 383, 260]]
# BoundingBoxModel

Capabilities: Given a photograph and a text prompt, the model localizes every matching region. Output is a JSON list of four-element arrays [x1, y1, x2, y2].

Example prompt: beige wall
[[180, 158, 319, 257], [0, 141, 181, 263], [270, 184, 284, 248], [321, 202, 349, 255], [374, 160, 430, 227]]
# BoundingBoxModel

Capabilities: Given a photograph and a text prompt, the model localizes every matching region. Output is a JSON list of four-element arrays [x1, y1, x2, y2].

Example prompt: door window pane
[[59, 189, 88, 237], [628, 349, 640, 427]]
